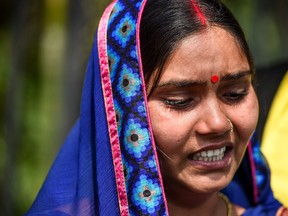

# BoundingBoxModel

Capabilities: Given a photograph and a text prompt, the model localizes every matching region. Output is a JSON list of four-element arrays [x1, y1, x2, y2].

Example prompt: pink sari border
[[136, 0, 169, 214], [247, 141, 258, 204], [97, 1, 129, 215]]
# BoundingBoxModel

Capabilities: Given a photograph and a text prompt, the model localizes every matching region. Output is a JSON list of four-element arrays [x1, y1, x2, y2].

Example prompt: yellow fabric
[[262, 71, 288, 206]]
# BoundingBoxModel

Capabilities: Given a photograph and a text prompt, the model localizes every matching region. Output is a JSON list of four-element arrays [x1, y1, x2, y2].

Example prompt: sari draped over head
[[26, 0, 283, 215]]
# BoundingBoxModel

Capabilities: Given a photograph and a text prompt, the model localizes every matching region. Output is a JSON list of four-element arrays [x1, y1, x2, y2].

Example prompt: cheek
[[148, 102, 187, 153], [233, 91, 259, 149], [242, 92, 259, 134]]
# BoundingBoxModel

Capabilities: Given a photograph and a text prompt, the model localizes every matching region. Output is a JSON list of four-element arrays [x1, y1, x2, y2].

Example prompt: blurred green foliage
[[224, 0, 288, 66], [0, 0, 287, 215]]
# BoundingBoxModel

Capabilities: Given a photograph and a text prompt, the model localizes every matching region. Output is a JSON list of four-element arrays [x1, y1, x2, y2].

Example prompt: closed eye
[[162, 98, 195, 110], [223, 90, 247, 103]]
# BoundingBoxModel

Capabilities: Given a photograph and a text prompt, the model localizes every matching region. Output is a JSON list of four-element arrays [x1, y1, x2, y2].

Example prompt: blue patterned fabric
[[25, 0, 283, 215], [106, 1, 167, 215], [25, 37, 121, 215], [26, 0, 167, 215]]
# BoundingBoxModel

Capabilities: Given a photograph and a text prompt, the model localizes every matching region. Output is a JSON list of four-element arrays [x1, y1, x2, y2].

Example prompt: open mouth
[[188, 146, 232, 162]]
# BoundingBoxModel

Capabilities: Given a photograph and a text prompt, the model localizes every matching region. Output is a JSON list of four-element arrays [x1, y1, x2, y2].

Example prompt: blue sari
[[26, 0, 283, 215]]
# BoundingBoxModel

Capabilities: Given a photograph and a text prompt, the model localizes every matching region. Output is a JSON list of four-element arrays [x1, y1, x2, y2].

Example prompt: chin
[[181, 166, 237, 195], [187, 176, 233, 194], [195, 180, 231, 194]]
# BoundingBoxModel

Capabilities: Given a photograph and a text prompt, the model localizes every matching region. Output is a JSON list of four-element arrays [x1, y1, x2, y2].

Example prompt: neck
[[166, 189, 227, 216]]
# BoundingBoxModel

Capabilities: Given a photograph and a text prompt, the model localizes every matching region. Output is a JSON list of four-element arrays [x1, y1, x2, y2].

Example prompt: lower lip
[[188, 149, 233, 170]]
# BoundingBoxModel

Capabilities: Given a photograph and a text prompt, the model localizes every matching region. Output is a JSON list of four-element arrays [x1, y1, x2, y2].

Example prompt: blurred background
[[0, 0, 287, 215]]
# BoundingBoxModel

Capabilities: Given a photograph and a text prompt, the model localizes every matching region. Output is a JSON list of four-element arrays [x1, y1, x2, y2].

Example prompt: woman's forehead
[[158, 27, 249, 82]]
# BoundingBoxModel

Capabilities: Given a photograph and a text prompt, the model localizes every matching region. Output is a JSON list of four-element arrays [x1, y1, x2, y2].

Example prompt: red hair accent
[[191, 0, 207, 26]]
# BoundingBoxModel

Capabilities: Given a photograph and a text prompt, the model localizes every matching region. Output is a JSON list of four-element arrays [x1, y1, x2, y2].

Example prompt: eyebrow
[[156, 79, 206, 88], [221, 70, 252, 81], [155, 70, 252, 89]]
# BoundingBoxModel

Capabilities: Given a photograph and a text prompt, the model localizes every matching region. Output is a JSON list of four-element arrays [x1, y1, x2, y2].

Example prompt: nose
[[194, 100, 231, 136]]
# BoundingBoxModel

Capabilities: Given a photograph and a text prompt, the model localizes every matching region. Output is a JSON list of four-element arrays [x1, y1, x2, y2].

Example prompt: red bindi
[[211, 75, 219, 83]]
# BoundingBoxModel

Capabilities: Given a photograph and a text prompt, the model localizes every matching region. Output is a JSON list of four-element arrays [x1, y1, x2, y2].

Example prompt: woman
[[26, 0, 285, 215]]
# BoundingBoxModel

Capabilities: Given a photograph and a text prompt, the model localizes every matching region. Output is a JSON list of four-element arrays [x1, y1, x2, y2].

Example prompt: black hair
[[140, 0, 254, 95]]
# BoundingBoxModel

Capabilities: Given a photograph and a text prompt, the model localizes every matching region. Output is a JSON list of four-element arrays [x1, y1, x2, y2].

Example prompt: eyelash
[[223, 90, 248, 103], [162, 98, 195, 110]]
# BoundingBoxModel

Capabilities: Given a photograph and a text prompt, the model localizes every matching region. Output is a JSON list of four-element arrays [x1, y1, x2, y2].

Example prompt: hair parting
[[191, 0, 207, 26]]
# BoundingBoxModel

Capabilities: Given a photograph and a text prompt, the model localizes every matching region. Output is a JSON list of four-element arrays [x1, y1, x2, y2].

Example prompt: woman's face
[[147, 27, 259, 196]]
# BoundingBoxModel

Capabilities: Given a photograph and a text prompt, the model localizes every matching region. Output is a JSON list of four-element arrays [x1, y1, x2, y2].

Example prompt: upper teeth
[[195, 146, 226, 157], [191, 146, 226, 161]]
